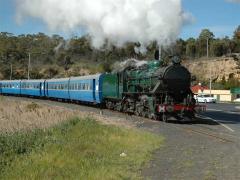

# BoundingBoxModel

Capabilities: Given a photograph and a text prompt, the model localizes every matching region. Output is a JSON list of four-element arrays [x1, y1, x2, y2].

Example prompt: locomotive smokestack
[[154, 46, 162, 61]]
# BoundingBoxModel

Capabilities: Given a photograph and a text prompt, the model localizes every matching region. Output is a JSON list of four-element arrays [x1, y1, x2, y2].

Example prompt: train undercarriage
[[104, 93, 206, 122]]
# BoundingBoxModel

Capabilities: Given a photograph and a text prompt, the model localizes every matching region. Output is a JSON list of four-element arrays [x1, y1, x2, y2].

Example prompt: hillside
[[183, 55, 240, 85]]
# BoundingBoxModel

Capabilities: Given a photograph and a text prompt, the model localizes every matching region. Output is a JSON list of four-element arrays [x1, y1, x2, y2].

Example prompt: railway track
[[3, 95, 238, 144], [175, 125, 234, 143]]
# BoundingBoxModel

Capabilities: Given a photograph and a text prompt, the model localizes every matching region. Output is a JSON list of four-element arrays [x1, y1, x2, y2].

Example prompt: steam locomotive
[[103, 56, 205, 121], [0, 56, 205, 122]]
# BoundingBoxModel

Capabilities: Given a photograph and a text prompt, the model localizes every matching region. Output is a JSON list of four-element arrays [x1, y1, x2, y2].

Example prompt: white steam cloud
[[16, 0, 193, 50], [226, 0, 240, 3]]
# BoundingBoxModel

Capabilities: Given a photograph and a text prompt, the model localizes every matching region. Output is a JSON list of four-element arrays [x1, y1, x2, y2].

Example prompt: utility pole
[[28, 52, 31, 80], [207, 38, 212, 96]]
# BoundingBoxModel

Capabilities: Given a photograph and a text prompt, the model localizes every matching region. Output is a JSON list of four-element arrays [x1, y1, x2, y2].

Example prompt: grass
[[0, 98, 85, 133], [0, 117, 163, 179]]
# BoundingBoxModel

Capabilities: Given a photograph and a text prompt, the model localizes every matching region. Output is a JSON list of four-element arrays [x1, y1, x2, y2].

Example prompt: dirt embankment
[[183, 57, 240, 82], [0, 97, 135, 133]]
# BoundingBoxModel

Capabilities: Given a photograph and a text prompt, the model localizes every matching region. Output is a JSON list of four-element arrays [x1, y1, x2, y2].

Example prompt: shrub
[[25, 102, 41, 112]]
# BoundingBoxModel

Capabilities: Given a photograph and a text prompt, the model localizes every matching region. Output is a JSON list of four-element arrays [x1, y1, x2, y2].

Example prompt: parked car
[[195, 94, 217, 103], [233, 98, 240, 103]]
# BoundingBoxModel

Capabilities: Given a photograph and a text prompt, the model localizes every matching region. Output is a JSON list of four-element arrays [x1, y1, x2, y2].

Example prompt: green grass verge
[[0, 118, 163, 179]]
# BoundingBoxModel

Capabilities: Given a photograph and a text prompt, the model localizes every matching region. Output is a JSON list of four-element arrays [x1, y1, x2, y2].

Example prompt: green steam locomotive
[[102, 57, 205, 121]]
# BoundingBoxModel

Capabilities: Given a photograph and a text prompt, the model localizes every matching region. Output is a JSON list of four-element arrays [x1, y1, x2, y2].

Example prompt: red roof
[[191, 85, 209, 93]]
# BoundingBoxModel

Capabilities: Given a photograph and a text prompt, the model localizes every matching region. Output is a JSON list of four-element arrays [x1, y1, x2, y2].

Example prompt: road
[[3, 96, 240, 179], [142, 103, 240, 180], [203, 103, 240, 134]]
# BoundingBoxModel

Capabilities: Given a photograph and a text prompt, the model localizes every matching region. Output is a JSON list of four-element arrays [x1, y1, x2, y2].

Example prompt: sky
[[181, 0, 240, 39], [0, 0, 239, 40]]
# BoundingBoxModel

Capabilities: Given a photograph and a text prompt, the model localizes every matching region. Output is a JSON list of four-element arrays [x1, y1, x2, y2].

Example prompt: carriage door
[[40, 83, 42, 96], [46, 82, 49, 97], [0, 83, 2, 94], [43, 80, 46, 97], [93, 79, 96, 102]]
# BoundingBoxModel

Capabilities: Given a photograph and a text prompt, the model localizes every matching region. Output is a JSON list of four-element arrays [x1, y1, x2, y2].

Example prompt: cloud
[[226, 0, 240, 3], [16, 0, 193, 49]]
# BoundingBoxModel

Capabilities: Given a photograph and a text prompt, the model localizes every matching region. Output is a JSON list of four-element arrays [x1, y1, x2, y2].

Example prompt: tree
[[174, 39, 186, 58], [197, 29, 214, 57], [210, 39, 228, 57], [233, 25, 240, 53], [199, 29, 214, 40], [186, 38, 196, 58], [233, 25, 240, 40]]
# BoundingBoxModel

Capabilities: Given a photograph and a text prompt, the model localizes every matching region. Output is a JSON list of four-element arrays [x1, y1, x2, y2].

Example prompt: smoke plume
[[16, 0, 193, 50], [112, 59, 147, 73]]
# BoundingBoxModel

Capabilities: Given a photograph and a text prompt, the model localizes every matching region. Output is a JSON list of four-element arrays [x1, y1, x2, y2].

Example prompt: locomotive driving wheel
[[134, 103, 143, 116], [162, 114, 168, 122], [149, 113, 158, 120]]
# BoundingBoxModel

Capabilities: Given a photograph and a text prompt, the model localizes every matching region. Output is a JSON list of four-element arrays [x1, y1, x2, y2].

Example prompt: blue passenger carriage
[[20, 80, 45, 97], [0, 80, 21, 95], [45, 78, 70, 100], [69, 74, 103, 103]]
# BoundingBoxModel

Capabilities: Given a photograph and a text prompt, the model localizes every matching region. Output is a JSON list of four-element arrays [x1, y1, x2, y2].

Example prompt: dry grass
[[0, 96, 136, 133]]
